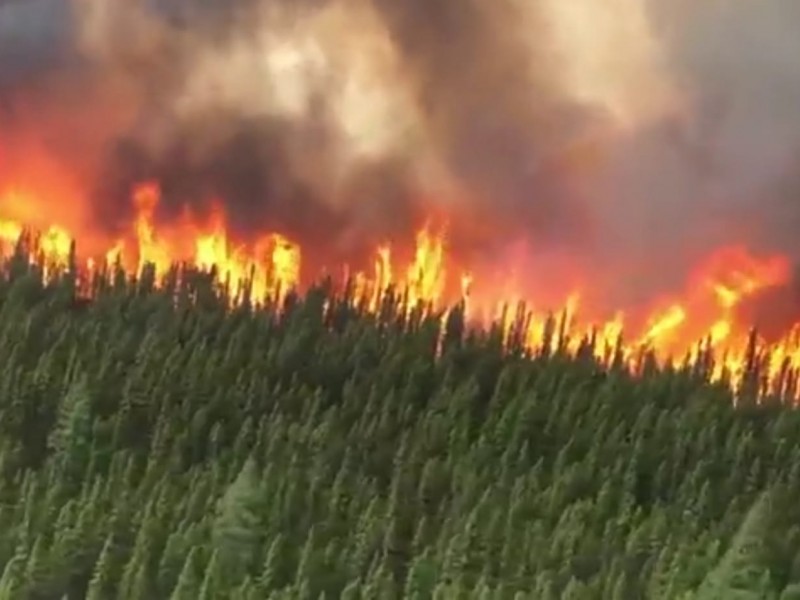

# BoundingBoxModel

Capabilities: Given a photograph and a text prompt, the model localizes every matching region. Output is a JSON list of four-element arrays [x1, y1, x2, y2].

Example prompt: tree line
[[0, 248, 797, 598]]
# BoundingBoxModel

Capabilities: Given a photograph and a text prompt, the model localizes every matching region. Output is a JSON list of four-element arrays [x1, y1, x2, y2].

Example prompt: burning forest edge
[[3, 0, 800, 402], [5, 1, 800, 597], [2, 179, 800, 405]]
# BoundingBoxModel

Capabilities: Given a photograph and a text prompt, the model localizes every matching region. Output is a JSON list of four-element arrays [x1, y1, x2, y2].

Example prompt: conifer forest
[[0, 249, 796, 600], [4, 0, 800, 597]]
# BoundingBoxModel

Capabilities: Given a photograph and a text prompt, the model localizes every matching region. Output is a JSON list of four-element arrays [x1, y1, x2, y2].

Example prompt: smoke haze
[[1, 0, 799, 310]]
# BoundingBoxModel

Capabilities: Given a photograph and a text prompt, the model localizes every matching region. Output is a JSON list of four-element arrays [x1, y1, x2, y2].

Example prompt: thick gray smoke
[[582, 0, 800, 311], [0, 0, 71, 86], [1, 0, 799, 310]]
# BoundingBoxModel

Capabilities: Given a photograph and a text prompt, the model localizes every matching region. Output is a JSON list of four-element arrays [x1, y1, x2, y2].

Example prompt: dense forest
[[0, 246, 799, 599]]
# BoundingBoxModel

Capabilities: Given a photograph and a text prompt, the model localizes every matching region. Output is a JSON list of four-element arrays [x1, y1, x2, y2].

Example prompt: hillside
[[0, 257, 798, 599]]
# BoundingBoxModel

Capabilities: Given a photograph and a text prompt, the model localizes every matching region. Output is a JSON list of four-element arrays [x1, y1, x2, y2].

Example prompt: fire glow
[[2, 179, 800, 402], [3, 0, 800, 403]]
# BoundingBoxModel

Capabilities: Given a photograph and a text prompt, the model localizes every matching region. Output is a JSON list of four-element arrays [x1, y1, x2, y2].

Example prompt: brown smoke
[[1, 0, 800, 304]]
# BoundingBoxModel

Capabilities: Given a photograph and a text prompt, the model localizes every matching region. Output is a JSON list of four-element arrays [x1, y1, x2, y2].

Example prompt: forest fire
[[2, 176, 800, 401], [2, 0, 800, 401]]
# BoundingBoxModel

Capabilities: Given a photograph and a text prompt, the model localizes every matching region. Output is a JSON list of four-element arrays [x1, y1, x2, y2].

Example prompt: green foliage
[[212, 456, 262, 584], [696, 491, 777, 598], [0, 262, 795, 597], [169, 546, 204, 600]]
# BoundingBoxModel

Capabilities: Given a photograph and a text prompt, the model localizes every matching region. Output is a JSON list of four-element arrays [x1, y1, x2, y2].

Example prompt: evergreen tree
[[198, 550, 223, 600], [0, 251, 794, 598], [696, 491, 778, 598], [49, 375, 94, 487], [169, 547, 204, 600], [0, 550, 27, 600], [85, 535, 117, 600], [212, 456, 262, 585]]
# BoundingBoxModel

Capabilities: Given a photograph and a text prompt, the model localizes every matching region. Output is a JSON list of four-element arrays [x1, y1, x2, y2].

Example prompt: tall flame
[[2, 177, 800, 401]]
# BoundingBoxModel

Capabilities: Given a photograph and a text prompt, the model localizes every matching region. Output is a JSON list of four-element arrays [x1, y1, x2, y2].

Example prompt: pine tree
[[340, 579, 361, 600], [85, 534, 117, 600], [295, 526, 323, 597], [169, 547, 204, 600], [362, 563, 396, 599], [0, 549, 27, 600], [23, 536, 49, 596], [212, 456, 262, 585], [199, 550, 223, 600], [697, 491, 778, 598], [231, 576, 259, 600], [260, 533, 290, 592], [49, 375, 94, 486], [404, 548, 438, 598]]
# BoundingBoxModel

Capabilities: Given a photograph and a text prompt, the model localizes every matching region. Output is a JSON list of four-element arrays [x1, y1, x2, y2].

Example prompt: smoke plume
[[1, 0, 800, 309]]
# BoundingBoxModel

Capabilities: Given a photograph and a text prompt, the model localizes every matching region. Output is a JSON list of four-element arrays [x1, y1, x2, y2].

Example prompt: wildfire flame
[[1, 178, 800, 402]]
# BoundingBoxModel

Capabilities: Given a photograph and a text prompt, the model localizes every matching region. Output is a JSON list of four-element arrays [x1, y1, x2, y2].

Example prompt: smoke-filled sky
[[1, 0, 800, 310]]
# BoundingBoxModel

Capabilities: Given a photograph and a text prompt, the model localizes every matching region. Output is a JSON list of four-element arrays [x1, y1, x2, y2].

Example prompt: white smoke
[[1, 0, 800, 310]]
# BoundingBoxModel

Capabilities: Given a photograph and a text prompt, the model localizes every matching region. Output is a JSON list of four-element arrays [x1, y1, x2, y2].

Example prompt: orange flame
[[2, 178, 800, 401]]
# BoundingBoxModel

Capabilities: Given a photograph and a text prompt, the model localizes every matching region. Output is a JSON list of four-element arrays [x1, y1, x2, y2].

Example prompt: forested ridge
[[0, 250, 799, 599]]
